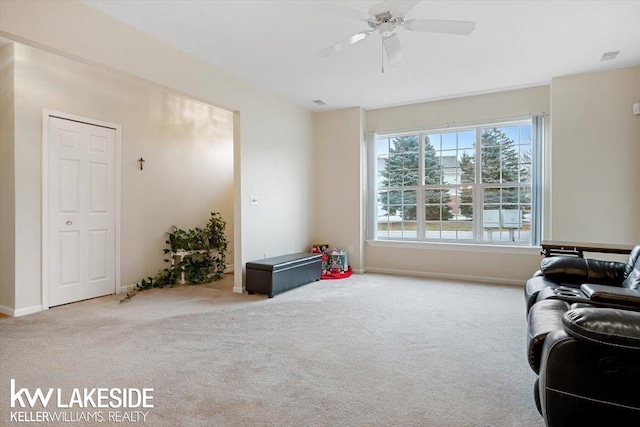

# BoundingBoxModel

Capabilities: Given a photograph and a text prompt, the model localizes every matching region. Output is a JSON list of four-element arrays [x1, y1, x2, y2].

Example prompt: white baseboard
[[9, 304, 44, 317], [351, 268, 366, 274], [0, 304, 13, 317], [232, 286, 243, 294], [364, 267, 524, 287]]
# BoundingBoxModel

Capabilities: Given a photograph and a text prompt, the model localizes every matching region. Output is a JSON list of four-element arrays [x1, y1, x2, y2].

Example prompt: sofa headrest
[[540, 256, 626, 286], [563, 307, 640, 350]]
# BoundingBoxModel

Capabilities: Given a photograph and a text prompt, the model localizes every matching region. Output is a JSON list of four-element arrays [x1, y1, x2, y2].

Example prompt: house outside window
[[371, 117, 543, 245]]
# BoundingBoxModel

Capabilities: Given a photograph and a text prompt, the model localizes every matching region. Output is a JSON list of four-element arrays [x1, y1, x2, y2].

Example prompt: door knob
[[66, 221, 73, 225]]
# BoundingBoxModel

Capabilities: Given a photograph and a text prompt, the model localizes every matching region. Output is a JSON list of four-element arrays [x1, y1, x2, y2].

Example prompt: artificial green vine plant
[[120, 212, 229, 302]]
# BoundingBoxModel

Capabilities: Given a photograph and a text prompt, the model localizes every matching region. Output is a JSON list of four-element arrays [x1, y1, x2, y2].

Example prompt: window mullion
[[416, 132, 426, 241], [473, 127, 483, 243]]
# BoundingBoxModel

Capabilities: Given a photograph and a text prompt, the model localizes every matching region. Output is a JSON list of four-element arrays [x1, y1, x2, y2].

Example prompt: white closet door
[[48, 117, 116, 306]]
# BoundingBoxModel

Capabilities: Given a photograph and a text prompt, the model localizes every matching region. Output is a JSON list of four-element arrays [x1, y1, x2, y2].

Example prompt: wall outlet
[[250, 196, 259, 206], [633, 102, 640, 115], [348, 246, 354, 254]]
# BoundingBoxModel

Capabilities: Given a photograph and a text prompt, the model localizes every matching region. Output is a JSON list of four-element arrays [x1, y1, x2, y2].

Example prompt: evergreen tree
[[520, 148, 532, 183], [458, 128, 521, 219], [380, 135, 419, 219], [380, 135, 452, 221], [481, 127, 519, 184]]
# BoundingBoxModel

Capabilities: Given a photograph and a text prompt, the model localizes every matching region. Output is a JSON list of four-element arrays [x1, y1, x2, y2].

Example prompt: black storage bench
[[246, 253, 322, 298]]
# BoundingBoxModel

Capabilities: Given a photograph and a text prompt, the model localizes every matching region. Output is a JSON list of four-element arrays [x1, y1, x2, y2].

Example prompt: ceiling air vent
[[600, 51, 621, 61], [312, 99, 327, 106]]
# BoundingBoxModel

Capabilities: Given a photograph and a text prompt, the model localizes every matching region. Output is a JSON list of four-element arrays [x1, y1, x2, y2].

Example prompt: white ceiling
[[83, 0, 640, 112]]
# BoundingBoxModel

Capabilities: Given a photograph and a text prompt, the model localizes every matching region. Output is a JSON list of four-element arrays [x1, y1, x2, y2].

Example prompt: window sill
[[366, 239, 541, 255]]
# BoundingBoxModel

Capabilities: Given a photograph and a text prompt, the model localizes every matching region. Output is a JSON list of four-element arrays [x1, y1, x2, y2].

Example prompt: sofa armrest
[[563, 307, 640, 349], [527, 299, 571, 373], [580, 284, 640, 308], [540, 257, 626, 285], [525, 276, 575, 312]]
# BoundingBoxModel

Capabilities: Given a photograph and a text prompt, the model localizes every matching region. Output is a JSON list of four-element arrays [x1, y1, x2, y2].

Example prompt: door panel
[[89, 162, 107, 212], [49, 117, 116, 306], [89, 229, 108, 282], [57, 129, 79, 149], [58, 159, 80, 212], [59, 231, 80, 286], [89, 134, 107, 153]]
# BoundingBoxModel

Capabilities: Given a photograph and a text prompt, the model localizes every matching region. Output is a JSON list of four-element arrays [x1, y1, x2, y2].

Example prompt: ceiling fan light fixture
[[379, 21, 396, 37]]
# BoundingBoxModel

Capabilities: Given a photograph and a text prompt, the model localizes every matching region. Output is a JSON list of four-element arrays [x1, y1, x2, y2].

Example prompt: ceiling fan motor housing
[[370, 11, 403, 37]]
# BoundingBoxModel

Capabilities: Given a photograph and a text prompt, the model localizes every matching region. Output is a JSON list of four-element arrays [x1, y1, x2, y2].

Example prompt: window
[[370, 117, 542, 245]]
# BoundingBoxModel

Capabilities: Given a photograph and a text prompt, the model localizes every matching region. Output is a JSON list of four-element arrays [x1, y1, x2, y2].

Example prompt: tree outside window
[[460, 127, 522, 218], [379, 135, 452, 221]]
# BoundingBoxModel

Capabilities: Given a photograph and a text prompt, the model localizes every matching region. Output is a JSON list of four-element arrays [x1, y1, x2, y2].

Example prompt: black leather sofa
[[525, 244, 640, 426], [525, 244, 640, 312]]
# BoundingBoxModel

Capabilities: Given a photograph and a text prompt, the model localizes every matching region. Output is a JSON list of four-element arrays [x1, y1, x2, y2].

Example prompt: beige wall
[[365, 243, 542, 285], [366, 86, 550, 133], [361, 70, 639, 284], [0, 44, 16, 310], [550, 66, 640, 244], [238, 98, 314, 272], [5, 42, 234, 312], [0, 0, 315, 312], [313, 107, 365, 272]]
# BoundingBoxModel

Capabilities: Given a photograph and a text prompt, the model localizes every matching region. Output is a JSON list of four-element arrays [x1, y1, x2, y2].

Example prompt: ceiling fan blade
[[369, 0, 419, 18], [383, 34, 404, 66], [404, 19, 476, 35], [387, 1, 421, 17], [314, 1, 370, 22], [317, 31, 373, 57]]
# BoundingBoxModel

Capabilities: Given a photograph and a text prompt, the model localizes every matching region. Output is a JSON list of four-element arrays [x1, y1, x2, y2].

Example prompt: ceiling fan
[[317, 0, 476, 71]]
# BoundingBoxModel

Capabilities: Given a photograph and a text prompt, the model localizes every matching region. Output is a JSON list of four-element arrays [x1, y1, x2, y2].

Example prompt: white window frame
[[367, 116, 543, 246]]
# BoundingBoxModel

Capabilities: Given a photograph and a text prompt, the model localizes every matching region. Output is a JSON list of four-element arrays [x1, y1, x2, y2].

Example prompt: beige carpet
[[0, 273, 543, 426]]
